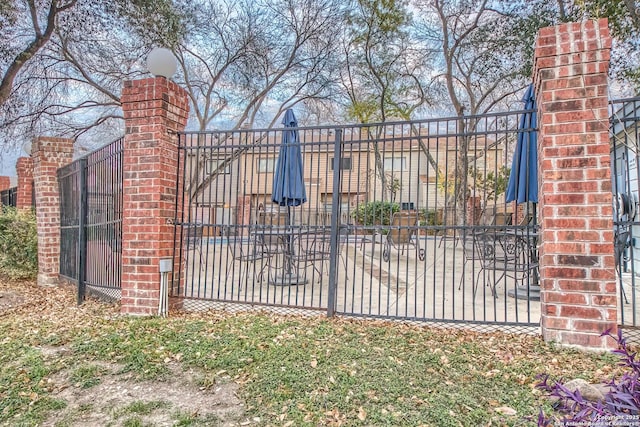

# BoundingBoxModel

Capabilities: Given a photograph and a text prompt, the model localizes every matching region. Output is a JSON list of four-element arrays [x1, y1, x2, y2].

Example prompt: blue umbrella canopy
[[272, 109, 307, 207], [506, 84, 538, 204]]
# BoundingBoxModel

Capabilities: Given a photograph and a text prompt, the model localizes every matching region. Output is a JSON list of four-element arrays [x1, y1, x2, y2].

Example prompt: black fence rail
[[1, 186, 17, 207], [172, 111, 539, 328], [58, 137, 124, 303], [611, 96, 640, 335]]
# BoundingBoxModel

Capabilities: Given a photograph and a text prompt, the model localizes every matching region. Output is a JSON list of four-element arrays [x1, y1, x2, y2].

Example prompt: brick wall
[[15, 157, 34, 210], [534, 19, 617, 350], [0, 176, 10, 192], [120, 77, 189, 315], [32, 137, 74, 286]]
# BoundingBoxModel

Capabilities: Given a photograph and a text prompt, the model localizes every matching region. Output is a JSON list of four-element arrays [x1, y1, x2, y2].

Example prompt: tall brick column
[[121, 77, 189, 315], [32, 137, 74, 286], [534, 19, 616, 350], [15, 157, 34, 210]]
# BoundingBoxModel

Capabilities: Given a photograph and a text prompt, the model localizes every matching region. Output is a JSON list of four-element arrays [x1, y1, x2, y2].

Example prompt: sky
[[1, 148, 25, 178]]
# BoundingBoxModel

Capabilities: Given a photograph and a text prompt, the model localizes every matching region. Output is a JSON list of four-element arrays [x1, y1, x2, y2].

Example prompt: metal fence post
[[77, 158, 88, 304], [327, 128, 343, 317]]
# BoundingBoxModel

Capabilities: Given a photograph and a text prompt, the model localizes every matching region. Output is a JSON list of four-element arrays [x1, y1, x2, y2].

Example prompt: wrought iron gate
[[172, 112, 539, 327], [0, 187, 17, 207], [611, 97, 640, 333], [58, 137, 124, 303]]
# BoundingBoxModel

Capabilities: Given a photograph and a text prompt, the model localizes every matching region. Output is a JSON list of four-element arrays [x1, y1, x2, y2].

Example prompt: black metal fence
[[0, 186, 17, 207], [172, 111, 539, 328], [611, 96, 640, 334], [58, 137, 124, 303]]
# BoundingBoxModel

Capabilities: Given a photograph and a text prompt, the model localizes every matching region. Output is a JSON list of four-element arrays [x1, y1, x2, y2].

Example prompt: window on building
[[383, 156, 407, 171], [330, 156, 352, 171], [322, 193, 350, 212], [257, 157, 276, 173], [205, 159, 231, 175]]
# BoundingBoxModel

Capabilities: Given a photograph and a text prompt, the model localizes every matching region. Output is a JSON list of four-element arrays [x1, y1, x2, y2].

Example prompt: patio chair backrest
[[291, 231, 332, 263], [257, 211, 288, 226], [225, 228, 269, 262], [473, 230, 530, 273], [257, 211, 289, 247]]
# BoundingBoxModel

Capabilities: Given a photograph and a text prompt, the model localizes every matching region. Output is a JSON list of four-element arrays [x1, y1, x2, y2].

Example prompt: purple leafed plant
[[537, 329, 640, 425]]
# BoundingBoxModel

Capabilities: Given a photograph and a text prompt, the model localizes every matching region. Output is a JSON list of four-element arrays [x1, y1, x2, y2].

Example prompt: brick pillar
[[466, 196, 481, 225], [0, 176, 10, 192], [534, 19, 616, 350], [236, 195, 252, 236], [32, 137, 74, 286], [121, 77, 189, 315], [15, 157, 34, 210]]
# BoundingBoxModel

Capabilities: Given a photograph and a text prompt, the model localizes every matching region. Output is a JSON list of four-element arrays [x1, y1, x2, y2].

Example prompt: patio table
[[252, 224, 308, 286]]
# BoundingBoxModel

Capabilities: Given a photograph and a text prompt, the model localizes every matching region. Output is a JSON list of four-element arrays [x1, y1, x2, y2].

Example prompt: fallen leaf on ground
[[495, 406, 517, 416]]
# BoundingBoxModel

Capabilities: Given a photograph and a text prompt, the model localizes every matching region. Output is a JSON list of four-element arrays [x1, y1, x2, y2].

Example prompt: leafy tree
[[0, 0, 343, 161], [0, 0, 77, 108], [341, 0, 440, 201], [572, 0, 640, 90], [412, 0, 550, 224]]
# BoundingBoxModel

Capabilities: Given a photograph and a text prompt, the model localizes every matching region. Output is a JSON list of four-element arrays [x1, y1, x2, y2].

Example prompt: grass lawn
[[0, 279, 620, 426]]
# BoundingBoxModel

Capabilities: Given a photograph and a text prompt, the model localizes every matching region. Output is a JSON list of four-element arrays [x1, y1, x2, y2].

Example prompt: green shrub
[[351, 201, 399, 226], [417, 208, 443, 235], [0, 207, 38, 279], [419, 209, 441, 226]]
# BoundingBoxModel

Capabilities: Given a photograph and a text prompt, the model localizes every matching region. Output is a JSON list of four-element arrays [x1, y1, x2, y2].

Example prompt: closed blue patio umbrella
[[505, 84, 539, 301], [272, 109, 307, 207], [506, 84, 538, 205], [271, 109, 307, 285]]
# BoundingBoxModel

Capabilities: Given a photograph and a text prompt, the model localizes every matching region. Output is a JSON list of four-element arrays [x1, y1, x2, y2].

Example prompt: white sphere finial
[[146, 47, 177, 78], [22, 141, 32, 156]]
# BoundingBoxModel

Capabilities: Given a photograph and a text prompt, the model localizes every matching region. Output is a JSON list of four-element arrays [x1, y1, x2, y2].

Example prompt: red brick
[[590, 269, 615, 280], [556, 181, 598, 192], [546, 267, 587, 279], [557, 255, 598, 267], [544, 194, 585, 204], [572, 320, 613, 334], [544, 317, 570, 330], [556, 230, 601, 241], [542, 303, 558, 316], [557, 331, 615, 349], [559, 305, 605, 319], [546, 218, 586, 229], [591, 295, 617, 306], [544, 292, 587, 305], [557, 280, 602, 293]]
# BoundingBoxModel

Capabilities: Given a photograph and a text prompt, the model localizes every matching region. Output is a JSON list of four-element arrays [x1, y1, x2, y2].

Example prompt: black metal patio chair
[[225, 227, 274, 287], [471, 229, 538, 299], [289, 228, 349, 281]]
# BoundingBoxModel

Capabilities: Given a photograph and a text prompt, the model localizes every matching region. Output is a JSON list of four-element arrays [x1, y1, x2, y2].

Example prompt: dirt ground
[[0, 280, 250, 427]]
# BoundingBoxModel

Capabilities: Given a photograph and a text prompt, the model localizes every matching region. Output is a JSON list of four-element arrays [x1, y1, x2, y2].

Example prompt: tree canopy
[[0, 0, 637, 165]]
